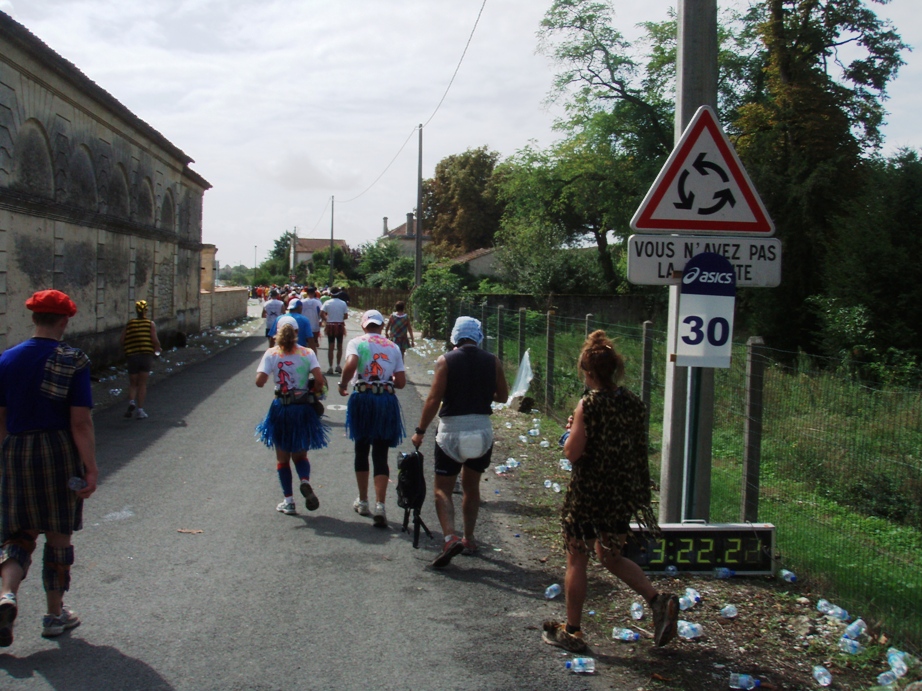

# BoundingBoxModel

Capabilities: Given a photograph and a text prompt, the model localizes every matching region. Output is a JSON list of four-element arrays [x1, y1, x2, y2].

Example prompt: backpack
[[396, 449, 432, 548]]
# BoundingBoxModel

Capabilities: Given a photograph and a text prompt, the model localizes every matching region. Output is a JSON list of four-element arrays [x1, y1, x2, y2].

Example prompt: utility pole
[[290, 226, 298, 279], [659, 0, 718, 524], [253, 245, 257, 288], [329, 196, 335, 287], [415, 124, 423, 287]]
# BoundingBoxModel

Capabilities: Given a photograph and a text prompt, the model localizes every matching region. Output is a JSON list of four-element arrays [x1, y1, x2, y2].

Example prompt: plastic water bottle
[[877, 670, 898, 686], [558, 459, 572, 472], [812, 666, 832, 687], [720, 604, 738, 619], [679, 596, 694, 611], [887, 648, 907, 677], [677, 621, 703, 639], [518, 435, 528, 444], [565, 657, 595, 674], [532, 418, 541, 426], [505, 459, 520, 469], [552, 483, 561, 493], [714, 567, 735, 579], [779, 569, 797, 583], [504, 422, 513, 429], [544, 479, 552, 489], [612, 627, 640, 642], [67, 476, 87, 491], [816, 599, 849, 620], [729, 672, 761, 689], [539, 440, 550, 448], [544, 583, 562, 599], [842, 618, 866, 640], [494, 464, 508, 475], [528, 429, 540, 436], [685, 587, 702, 603], [665, 565, 678, 576], [630, 602, 644, 620], [838, 637, 864, 654]]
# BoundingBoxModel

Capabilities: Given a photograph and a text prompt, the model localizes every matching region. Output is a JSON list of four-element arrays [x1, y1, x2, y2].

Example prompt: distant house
[[294, 238, 349, 267], [444, 247, 499, 278], [380, 214, 431, 258]]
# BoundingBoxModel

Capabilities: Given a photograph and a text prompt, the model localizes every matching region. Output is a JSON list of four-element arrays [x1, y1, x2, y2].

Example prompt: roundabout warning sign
[[630, 106, 774, 235]]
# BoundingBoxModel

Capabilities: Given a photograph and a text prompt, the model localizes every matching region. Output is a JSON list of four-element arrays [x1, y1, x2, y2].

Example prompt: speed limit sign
[[675, 252, 736, 368]]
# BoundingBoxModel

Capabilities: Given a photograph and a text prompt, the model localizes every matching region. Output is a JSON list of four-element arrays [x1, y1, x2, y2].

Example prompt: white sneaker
[[353, 498, 370, 516], [134, 408, 149, 420], [372, 502, 387, 527], [276, 501, 297, 515]]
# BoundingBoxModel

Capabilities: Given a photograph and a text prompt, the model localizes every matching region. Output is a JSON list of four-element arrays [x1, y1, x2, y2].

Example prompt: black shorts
[[433, 441, 493, 476], [126, 353, 154, 374]]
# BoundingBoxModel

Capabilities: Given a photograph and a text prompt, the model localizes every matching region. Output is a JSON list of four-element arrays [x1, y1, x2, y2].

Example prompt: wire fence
[[452, 299, 922, 653]]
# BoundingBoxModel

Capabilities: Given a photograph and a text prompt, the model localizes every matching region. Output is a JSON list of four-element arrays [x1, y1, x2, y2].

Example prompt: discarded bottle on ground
[[552, 483, 561, 493], [679, 596, 694, 611], [838, 637, 864, 654], [505, 459, 520, 469], [494, 464, 508, 475], [720, 604, 738, 619], [528, 429, 540, 436], [887, 648, 907, 677], [665, 565, 678, 576], [843, 618, 866, 640], [812, 666, 832, 687], [817, 599, 849, 621], [544, 583, 562, 599], [685, 587, 702, 603], [877, 670, 898, 686], [714, 567, 735, 579], [558, 458, 572, 472], [565, 657, 595, 674], [539, 440, 550, 448], [729, 672, 761, 689], [630, 602, 644, 620], [612, 627, 640, 642], [677, 621, 703, 639], [518, 435, 528, 443], [779, 568, 797, 583], [544, 479, 552, 489]]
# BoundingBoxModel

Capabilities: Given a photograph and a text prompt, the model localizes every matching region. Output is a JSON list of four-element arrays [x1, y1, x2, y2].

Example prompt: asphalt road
[[0, 320, 598, 690]]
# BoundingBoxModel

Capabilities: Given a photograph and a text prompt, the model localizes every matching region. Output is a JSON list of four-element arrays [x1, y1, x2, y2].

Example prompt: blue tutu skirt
[[255, 399, 329, 452], [345, 392, 405, 447]]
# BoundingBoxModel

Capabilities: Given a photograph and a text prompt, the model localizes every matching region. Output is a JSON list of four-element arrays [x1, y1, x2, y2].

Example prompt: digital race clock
[[622, 522, 776, 575]]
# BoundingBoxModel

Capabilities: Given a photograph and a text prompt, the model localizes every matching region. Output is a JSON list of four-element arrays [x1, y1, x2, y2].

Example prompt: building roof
[[384, 219, 431, 240], [296, 238, 349, 253], [451, 247, 496, 263], [0, 11, 211, 190]]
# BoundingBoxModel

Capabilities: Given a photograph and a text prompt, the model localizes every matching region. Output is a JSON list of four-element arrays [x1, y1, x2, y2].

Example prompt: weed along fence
[[451, 299, 922, 653]]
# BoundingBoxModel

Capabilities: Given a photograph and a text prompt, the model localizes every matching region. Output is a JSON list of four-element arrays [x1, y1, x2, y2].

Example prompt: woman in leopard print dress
[[542, 330, 679, 652]]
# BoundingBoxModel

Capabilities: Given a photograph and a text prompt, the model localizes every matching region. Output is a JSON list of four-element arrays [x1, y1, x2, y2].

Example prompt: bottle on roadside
[[494, 464, 508, 475], [543, 479, 552, 489], [539, 440, 550, 448], [544, 583, 562, 599], [714, 567, 735, 579], [812, 666, 832, 687], [842, 618, 866, 640], [505, 459, 520, 469], [838, 637, 864, 654], [528, 428, 540, 436], [685, 587, 702, 603], [665, 565, 678, 576], [518, 435, 528, 444], [612, 627, 640, 642], [677, 621, 703, 639], [779, 568, 797, 583], [552, 483, 561, 493], [679, 595, 694, 611], [720, 604, 739, 619], [817, 598, 849, 620], [729, 672, 761, 689], [630, 602, 644, 620], [565, 657, 595, 674], [877, 670, 898, 686], [886, 648, 907, 677], [558, 458, 572, 471]]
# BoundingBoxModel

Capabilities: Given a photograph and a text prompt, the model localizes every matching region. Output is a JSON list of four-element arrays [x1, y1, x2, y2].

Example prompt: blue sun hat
[[451, 316, 483, 346]]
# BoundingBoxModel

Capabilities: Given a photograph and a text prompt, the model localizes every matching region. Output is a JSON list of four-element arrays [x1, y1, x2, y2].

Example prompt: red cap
[[25, 290, 77, 317]]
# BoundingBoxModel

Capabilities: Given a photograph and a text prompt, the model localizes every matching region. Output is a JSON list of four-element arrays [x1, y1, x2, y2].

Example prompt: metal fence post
[[641, 320, 654, 444], [481, 301, 489, 353], [585, 313, 593, 338], [546, 310, 556, 411], [518, 308, 526, 364], [446, 296, 455, 347], [742, 336, 766, 522], [497, 305, 504, 363]]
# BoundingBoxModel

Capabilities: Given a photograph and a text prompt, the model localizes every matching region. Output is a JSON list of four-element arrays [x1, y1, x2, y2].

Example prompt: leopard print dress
[[560, 387, 658, 552]]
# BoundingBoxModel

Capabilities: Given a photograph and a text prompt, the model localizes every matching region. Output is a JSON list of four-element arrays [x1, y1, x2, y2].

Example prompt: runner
[[320, 291, 348, 375]]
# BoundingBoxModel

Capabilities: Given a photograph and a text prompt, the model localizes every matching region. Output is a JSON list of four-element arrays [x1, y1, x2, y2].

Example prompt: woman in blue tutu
[[255, 316, 328, 515]]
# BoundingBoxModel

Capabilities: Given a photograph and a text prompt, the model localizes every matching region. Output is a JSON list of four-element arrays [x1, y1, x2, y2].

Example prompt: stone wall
[[0, 12, 210, 364], [200, 287, 248, 329]]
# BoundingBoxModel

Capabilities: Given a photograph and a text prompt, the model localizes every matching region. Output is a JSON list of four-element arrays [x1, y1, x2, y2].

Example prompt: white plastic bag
[[506, 349, 534, 404]]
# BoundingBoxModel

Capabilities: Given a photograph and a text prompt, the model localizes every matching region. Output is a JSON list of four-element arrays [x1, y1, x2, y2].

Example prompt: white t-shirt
[[344, 333, 405, 385], [257, 345, 321, 393], [263, 299, 285, 330], [321, 298, 348, 323], [302, 297, 323, 331]]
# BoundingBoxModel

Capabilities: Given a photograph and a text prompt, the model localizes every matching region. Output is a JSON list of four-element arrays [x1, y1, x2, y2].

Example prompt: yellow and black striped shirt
[[124, 318, 154, 355]]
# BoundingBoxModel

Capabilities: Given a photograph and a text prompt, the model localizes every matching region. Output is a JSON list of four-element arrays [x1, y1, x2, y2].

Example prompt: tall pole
[[329, 196, 335, 287], [290, 226, 298, 279], [415, 124, 423, 287], [660, 0, 718, 524], [253, 245, 257, 288]]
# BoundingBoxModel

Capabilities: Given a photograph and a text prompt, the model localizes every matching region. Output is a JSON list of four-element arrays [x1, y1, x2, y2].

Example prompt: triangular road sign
[[631, 106, 774, 235]]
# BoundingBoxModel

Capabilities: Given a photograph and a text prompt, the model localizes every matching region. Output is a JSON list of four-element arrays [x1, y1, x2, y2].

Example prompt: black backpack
[[396, 449, 432, 548]]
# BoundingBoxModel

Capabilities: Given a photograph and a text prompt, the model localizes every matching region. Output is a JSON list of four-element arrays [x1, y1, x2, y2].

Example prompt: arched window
[[69, 144, 97, 210], [11, 119, 53, 198], [108, 164, 130, 217], [160, 189, 175, 231], [137, 177, 154, 224]]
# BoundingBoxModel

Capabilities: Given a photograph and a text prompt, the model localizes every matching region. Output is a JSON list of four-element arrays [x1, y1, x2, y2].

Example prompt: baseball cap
[[276, 315, 299, 331], [287, 298, 302, 311], [25, 290, 77, 316], [361, 310, 385, 327]]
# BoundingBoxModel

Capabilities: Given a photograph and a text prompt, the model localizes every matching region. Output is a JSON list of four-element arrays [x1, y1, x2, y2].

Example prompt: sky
[[6, 0, 921, 270]]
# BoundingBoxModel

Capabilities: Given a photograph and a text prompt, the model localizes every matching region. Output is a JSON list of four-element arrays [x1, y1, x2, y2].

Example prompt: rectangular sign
[[627, 235, 781, 287]]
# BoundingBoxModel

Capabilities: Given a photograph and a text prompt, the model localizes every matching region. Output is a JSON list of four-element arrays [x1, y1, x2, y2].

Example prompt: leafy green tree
[[409, 266, 466, 337], [310, 247, 356, 282]]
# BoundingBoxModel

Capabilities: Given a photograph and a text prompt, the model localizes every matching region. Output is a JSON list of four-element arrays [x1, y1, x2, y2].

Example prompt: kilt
[[346, 391, 405, 447], [255, 399, 329, 452], [1, 429, 83, 538]]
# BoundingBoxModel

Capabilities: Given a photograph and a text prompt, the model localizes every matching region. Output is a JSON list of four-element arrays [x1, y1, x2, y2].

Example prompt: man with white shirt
[[320, 291, 349, 375], [301, 287, 323, 351], [261, 289, 285, 348]]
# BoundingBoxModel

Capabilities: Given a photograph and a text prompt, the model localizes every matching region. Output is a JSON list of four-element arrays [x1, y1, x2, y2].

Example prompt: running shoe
[[299, 482, 319, 511], [372, 502, 387, 527], [334, 365, 342, 375], [542, 620, 588, 653], [0, 593, 17, 647], [352, 498, 370, 516], [461, 537, 478, 555], [134, 408, 149, 420], [430, 535, 464, 568], [41, 606, 80, 638], [276, 501, 297, 515], [124, 401, 136, 418], [651, 592, 680, 647]]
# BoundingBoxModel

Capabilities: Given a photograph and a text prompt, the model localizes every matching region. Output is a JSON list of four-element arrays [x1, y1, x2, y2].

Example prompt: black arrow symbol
[[698, 188, 736, 215], [673, 170, 695, 210], [693, 152, 729, 182]]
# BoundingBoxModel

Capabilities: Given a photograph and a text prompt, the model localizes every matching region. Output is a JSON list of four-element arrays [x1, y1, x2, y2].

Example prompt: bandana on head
[[451, 316, 483, 346]]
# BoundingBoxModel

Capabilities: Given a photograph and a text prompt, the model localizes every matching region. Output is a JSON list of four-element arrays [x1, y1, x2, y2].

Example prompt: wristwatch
[[415, 427, 426, 435]]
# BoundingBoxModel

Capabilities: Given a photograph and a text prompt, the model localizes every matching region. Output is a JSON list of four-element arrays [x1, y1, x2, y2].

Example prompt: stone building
[[0, 11, 212, 363], [379, 213, 431, 258]]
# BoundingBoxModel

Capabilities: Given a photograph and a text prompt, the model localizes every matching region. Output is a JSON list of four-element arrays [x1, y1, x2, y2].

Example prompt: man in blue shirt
[[0, 290, 98, 647], [267, 299, 314, 348]]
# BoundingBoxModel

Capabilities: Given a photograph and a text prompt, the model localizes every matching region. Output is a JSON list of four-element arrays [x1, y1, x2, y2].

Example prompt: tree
[[423, 147, 504, 257], [310, 247, 356, 283]]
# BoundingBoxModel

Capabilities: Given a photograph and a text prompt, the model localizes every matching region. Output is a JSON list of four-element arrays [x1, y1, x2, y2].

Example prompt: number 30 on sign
[[675, 252, 736, 369]]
